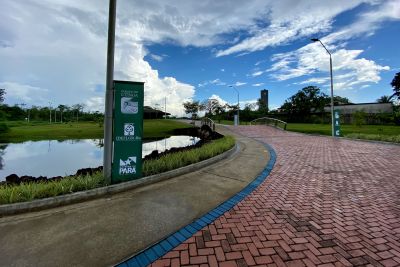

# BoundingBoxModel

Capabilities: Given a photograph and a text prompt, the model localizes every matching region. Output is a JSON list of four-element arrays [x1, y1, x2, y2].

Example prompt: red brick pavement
[[151, 126, 400, 267]]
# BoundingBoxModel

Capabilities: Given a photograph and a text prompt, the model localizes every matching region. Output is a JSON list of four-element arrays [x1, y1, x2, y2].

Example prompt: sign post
[[333, 110, 341, 137], [112, 81, 144, 183]]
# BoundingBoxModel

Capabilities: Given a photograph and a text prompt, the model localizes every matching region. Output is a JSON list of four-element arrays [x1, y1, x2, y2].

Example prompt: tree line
[[0, 90, 103, 123], [183, 71, 400, 124]]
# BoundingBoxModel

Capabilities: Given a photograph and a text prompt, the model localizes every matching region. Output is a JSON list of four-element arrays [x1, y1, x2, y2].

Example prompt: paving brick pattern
[[151, 126, 400, 267]]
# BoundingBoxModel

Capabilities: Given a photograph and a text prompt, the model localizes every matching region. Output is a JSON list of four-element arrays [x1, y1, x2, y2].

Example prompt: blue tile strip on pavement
[[116, 143, 277, 267]]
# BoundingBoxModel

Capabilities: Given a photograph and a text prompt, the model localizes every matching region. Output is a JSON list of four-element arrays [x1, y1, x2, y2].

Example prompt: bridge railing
[[201, 117, 216, 131], [250, 117, 287, 130]]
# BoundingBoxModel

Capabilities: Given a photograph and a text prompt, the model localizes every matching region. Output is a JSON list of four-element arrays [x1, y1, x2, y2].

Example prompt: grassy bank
[[0, 119, 191, 142], [285, 123, 400, 143], [0, 136, 235, 204], [143, 135, 235, 175]]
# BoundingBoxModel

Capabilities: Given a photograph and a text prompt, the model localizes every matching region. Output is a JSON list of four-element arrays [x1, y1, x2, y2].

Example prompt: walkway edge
[[0, 143, 239, 216], [116, 143, 277, 267]]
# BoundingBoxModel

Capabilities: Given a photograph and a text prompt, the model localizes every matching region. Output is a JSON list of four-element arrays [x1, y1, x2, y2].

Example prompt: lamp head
[[311, 38, 319, 42]]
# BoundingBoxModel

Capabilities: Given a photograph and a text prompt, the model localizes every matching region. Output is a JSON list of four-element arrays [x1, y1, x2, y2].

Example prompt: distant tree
[[58, 104, 68, 123], [0, 88, 5, 103], [72, 103, 85, 122], [333, 96, 351, 105], [280, 86, 327, 115], [390, 72, 400, 101], [183, 100, 201, 119], [0, 89, 6, 122], [225, 103, 239, 113], [377, 95, 393, 103], [257, 98, 268, 115], [202, 99, 221, 116]]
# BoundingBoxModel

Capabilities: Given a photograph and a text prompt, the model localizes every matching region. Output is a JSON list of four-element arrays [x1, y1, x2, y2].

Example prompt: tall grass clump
[[0, 173, 106, 205], [143, 135, 235, 176], [0, 135, 235, 205], [345, 133, 400, 143]]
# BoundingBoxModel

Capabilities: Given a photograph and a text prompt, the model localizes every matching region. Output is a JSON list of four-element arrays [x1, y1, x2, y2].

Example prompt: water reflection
[[0, 144, 7, 170], [0, 136, 199, 181]]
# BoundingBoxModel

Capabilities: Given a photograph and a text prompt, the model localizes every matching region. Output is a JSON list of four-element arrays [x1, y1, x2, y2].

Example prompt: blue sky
[[0, 0, 399, 115]]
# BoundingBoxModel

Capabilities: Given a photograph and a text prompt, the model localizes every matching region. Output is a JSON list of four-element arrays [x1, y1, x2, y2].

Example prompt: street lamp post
[[311, 38, 334, 137], [229, 85, 240, 125]]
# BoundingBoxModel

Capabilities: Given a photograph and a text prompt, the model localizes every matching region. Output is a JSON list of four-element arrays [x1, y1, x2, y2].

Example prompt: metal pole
[[329, 55, 334, 137], [165, 96, 167, 120], [237, 91, 240, 125], [229, 85, 240, 125], [103, 0, 117, 184], [312, 39, 334, 137]]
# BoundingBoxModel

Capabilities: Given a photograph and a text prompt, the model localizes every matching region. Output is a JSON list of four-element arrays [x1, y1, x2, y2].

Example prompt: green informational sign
[[334, 109, 341, 137], [112, 81, 144, 183]]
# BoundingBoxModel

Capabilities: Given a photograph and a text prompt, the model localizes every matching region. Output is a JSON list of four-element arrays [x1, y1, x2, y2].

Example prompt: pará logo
[[119, 156, 137, 175]]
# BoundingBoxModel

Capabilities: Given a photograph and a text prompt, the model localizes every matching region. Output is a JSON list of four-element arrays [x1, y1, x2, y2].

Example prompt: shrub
[[0, 122, 9, 134], [352, 110, 366, 127]]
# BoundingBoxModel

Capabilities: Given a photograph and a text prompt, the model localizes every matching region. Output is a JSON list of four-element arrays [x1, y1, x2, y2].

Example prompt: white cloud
[[198, 81, 208, 87], [252, 71, 264, 77], [216, 1, 379, 57], [220, 69, 225, 72], [210, 79, 227, 86], [323, 0, 400, 44], [252, 83, 265, 87], [269, 42, 390, 90], [0, 0, 196, 115], [296, 77, 330, 85], [150, 54, 163, 62], [85, 96, 104, 111], [234, 82, 247, 87], [198, 78, 227, 87], [0, 82, 48, 104], [209, 94, 228, 106]]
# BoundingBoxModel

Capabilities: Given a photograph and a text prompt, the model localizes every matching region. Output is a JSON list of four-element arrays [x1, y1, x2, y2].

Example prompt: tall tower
[[260, 89, 268, 110]]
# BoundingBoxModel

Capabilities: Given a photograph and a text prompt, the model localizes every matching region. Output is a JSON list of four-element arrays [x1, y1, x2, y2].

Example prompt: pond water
[[0, 136, 200, 181]]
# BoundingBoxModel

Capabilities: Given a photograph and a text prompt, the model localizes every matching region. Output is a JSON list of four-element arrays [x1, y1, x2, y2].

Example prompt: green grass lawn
[[286, 123, 400, 136], [0, 119, 191, 143], [285, 123, 400, 143]]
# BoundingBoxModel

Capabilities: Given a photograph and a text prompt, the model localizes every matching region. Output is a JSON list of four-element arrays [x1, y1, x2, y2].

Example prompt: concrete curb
[[0, 143, 239, 216]]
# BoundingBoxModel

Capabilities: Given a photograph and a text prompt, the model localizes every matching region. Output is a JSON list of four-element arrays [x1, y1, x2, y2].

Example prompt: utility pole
[[103, 0, 117, 184]]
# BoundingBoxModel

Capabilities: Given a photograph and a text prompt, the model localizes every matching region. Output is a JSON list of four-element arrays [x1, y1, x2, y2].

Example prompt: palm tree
[[377, 95, 393, 103], [57, 105, 67, 123], [390, 72, 400, 101]]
